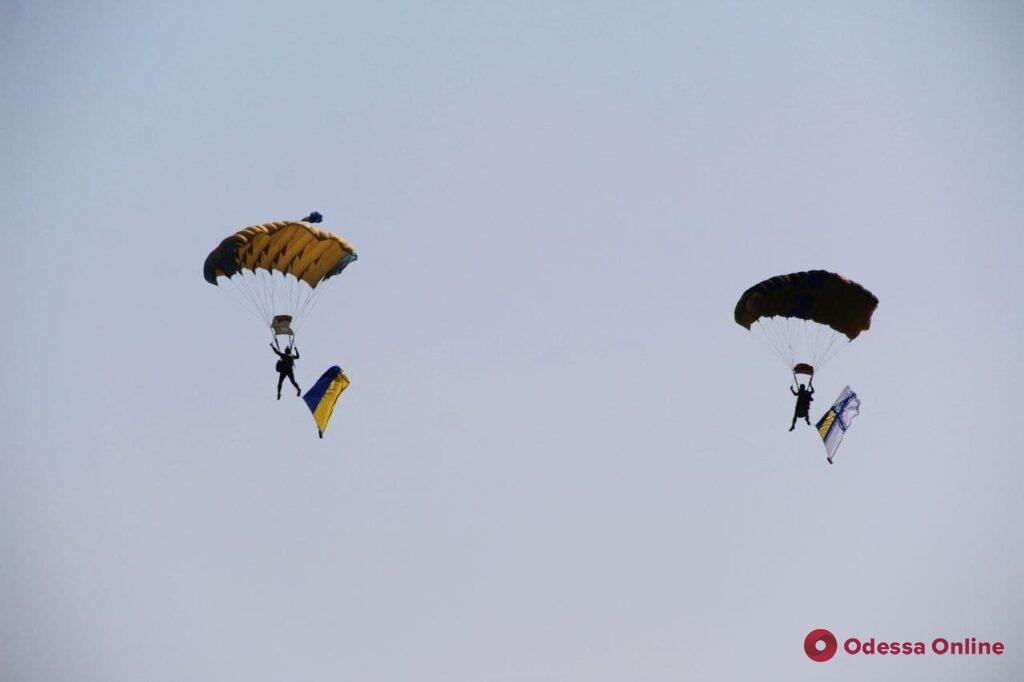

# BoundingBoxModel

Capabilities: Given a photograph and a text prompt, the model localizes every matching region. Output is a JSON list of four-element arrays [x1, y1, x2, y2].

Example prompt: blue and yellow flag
[[302, 366, 350, 438]]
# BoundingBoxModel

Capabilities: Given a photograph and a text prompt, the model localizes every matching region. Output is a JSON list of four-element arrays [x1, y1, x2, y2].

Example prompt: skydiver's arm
[[293, 349, 299, 359], [271, 345, 285, 358], [791, 387, 798, 395]]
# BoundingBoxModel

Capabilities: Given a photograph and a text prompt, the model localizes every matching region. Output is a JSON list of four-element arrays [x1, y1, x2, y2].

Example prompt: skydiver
[[271, 341, 301, 399], [789, 381, 814, 431]]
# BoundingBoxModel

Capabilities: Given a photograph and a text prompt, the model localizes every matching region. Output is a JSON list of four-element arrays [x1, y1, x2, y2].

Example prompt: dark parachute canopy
[[734, 270, 878, 375]]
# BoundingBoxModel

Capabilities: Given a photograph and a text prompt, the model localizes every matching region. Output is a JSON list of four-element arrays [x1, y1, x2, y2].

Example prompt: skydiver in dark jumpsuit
[[271, 342, 301, 399], [789, 382, 814, 431]]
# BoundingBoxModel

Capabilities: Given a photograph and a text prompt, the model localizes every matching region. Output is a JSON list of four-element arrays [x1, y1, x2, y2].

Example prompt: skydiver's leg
[[287, 371, 301, 396], [277, 373, 285, 400], [789, 412, 797, 431], [805, 416, 811, 425]]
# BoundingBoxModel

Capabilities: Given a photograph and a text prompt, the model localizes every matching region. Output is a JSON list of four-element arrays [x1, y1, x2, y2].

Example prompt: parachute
[[203, 213, 357, 344], [303, 366, 350, 438], [734, 270, 878, 378]]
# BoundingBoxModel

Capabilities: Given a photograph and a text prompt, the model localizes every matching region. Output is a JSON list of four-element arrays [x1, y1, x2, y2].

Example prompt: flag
[[816, 386, 860, 463], [302, 366, 350, 438]]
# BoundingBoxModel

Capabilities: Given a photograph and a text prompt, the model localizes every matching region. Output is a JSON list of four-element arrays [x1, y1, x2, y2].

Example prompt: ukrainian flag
[[302, 366, 350, 438]]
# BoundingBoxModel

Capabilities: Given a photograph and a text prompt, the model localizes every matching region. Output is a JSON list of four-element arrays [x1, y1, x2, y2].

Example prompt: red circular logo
[[804, 629, 838, 662]]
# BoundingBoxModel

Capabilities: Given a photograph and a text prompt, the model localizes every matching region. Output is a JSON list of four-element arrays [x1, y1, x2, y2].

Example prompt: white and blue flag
[[816, 386, 861, 463]]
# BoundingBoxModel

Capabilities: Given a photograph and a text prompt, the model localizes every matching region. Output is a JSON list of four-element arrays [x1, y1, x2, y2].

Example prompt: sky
[[2, 1, 1022, 680]]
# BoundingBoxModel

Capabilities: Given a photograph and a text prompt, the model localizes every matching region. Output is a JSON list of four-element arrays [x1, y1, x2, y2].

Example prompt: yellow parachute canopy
[[204, 220, 356, 287], [203, 217, 357, 339]]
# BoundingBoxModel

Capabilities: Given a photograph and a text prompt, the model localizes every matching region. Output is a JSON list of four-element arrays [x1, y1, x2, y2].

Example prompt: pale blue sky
[[2, 2, 1022, 680]]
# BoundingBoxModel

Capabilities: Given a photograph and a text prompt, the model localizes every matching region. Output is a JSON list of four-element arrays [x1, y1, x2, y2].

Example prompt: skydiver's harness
[[792, 374, 814, 415], [273, 340, 296, 374]]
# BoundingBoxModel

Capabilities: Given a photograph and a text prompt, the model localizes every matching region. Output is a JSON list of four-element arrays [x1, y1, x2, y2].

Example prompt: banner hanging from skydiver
[[816, 386, 860, 463], [303, 366, 350, 438]]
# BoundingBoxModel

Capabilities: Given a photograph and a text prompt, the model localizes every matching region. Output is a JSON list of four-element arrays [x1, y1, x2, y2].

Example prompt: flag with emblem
[[816, 386, 860, 464]]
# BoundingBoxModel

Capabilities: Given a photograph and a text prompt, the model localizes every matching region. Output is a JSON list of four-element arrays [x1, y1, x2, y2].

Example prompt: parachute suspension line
[[227, 269, 326, 339], [754, 316, 856, 376], [817, 322, 831, 365], [783, 317, 798, 367], [243, 271, 265, 322], [782, 317, 797, 367], [811, 317, 819, 366], [814, 329, 827, 367], [235, 272, 257, 313], [235, 271, 271, 324], [258, 271, 276, 322], [809, 318, 819, 364], [752, 320, 773, 361], [804, 319, 814, 364], [771, 317, 787, 365], [766, 317, 793, 367], [269, 272, 283, 321], [286, 271, 298, 319], [294, 276, 332, 332], [295, 290, 318, 331], [275, 270, 288, 320], [792, 320, 801, 363], [752, 321, 786, 370], [773, 317, 793, 366], [754, 319, 791, 371], [292, 273, 306, 321], [259, 269, 275, 320], [241, 270, 269, 323], [768, 317, 786, 357], [272, 271, 282, 319], [819, 331, 847, 368], [753, 320, 782, 364], [223, 273, 252, 318], [812, 322, 826, 367], [275, 271, 287, 321], [283, 271, 294, 318], [220, 275, 269, 328], [271, 270, 283, 318], [261, 272, 278, 323]]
